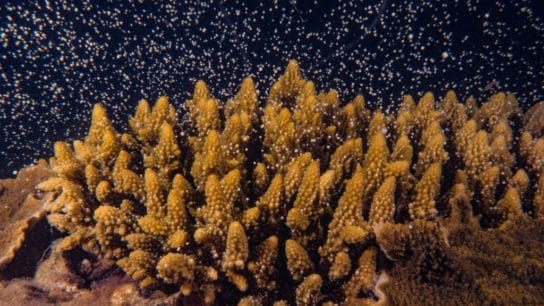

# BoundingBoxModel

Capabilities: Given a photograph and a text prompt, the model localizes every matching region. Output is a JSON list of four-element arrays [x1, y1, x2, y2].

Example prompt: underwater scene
[[0, 0, 543, 305]]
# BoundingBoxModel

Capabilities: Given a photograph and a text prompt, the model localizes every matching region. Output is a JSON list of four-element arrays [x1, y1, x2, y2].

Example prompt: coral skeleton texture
[[28, 60, 544, 305]]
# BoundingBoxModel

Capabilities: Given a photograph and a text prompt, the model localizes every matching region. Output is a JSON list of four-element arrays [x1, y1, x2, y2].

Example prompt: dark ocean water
[[0, 0, 543, 178]]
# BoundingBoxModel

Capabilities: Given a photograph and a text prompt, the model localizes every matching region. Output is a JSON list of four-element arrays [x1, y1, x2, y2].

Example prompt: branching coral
[[36, 60, 544, 305]]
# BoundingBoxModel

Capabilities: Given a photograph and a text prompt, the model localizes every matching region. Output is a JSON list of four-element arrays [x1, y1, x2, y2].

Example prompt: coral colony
[[26, 61, 544, 304]]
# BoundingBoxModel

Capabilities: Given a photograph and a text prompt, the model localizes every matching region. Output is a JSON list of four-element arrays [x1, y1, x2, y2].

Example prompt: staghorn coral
[[31, 60, 544, 305]]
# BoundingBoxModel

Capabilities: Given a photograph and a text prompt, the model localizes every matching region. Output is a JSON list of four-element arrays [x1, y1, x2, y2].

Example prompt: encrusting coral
[[32, 60, 544, 305]]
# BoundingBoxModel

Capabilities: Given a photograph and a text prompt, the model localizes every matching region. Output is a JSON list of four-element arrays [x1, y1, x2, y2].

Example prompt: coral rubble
[[2, 60, 544, 305]]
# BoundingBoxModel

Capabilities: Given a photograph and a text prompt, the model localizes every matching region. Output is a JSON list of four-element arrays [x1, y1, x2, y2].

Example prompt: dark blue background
[[1, 0, 543, 178]]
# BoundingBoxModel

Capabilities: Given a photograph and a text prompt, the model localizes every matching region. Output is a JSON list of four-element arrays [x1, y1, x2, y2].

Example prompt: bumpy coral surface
[[33, 60, 544, 305]]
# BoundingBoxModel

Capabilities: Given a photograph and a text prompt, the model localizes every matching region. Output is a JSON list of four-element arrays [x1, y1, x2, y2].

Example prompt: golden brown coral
[[523, 101, 544, 137], [255, 173, 283, 225], [194, 172, 238, 248], [191, 130, 226, 190], [225, 77, 259, 124], [263, 106, 300, 170], [534, 170, 544, 218], [328, 138, 363, 186], [129, 97, 177, 145], [328, 251, 351, 281], [343, 247, 377, 298], [156, 252, 196, 285], [247, 235, 279, 290], [414, 92, 440, 133], [32, 60, 544, 305], [369, 176, 397, 225], [342, 94, 370, 140], [295, 274, 322, 306], [359, 132, 390, 205], [414, 123, 448, 177], [408, 163, 441, 220], [320, 166, 371, 263], [285, 239, 314, 281], [287, 160, 321, 240], [222, 221, 249, 291], [117, 250, 158, 288], [268, 59, 305, 106]]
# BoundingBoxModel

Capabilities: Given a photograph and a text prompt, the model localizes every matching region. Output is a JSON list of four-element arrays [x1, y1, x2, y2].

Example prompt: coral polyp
[[34, 60, 544, 305]]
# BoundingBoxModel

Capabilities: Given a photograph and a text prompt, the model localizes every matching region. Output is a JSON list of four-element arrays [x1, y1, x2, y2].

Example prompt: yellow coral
[[95, 180, 113, 203], [414, 92, 440, 132], [113, 169, 145, 200], [285, 239, 314, 281], [143, 168, 166, 219], [463, 130, 492, 182], [497, 187, 522, 222], [117, 250, 157, 288], [191, 130, 225, 190], [408, 163, 441, 220], [328, 251, 351, 281], [478, 92, 519, 127], [287, 160, 320, 234], [415, 125, 448, 177], [367, 111, 387, 142], [248, 236, 279, 290], [361, 132, 390, 201], [166, 187, 189, 233], [194, 174, 233, 246], [328, 138, 363, 186], [293, 93, 324, 153], [295, 274, 322, 306], [268, 59, 305, 106], [157, 252, 195, 285], [455, 119, 478, 154], [37, 60, 543, 304], [252, 162, 269, 196], [478, 166, 500, 209], [256, 173, 283, 225], [262, 106, 299, 169], [510, 169, 529, 196], [225, 77, 258, 123], [342, 94, 370, 140], [391, 135, 413, 163], [220, 112, 252, 171], [222, 221, 249, 291], [129, 97, 176, 144], [284, 153, 313, 200], [343, 247, 377, 298], [86, 103, 116, 148], [369, 176, 397, 224], [320, 166, 371, 262], [144, 122, 181, 180], [490, 134, 515, 178], [50, 141, 83, 179], [534, 170, 544, 218]]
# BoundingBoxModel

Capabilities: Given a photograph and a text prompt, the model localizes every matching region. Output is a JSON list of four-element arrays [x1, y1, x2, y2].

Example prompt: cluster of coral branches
[[37, 60, 544, 305]]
